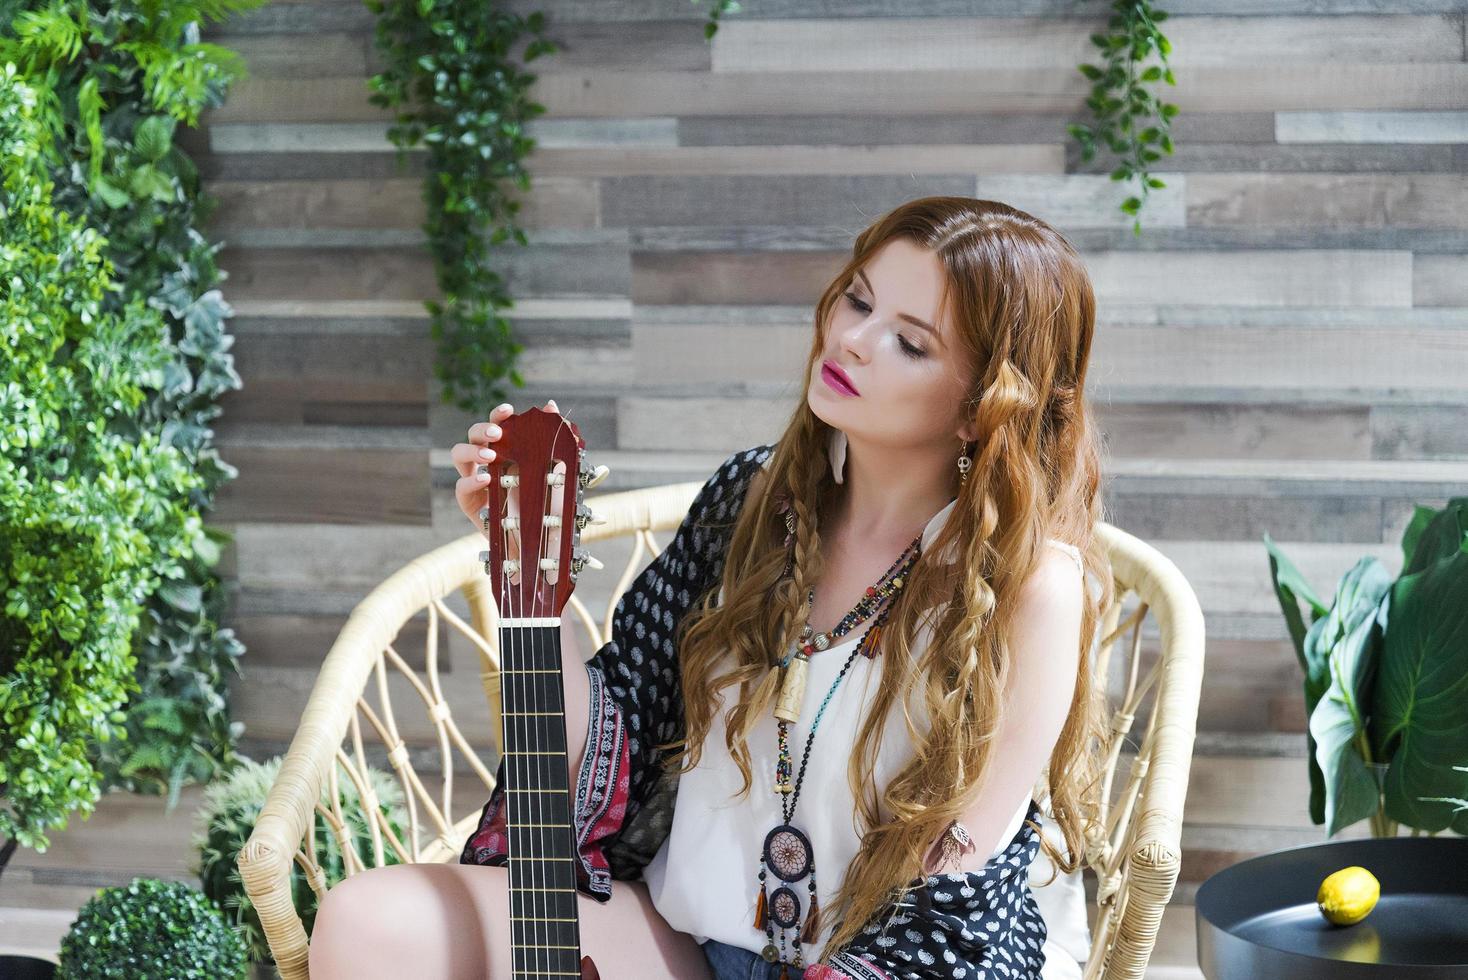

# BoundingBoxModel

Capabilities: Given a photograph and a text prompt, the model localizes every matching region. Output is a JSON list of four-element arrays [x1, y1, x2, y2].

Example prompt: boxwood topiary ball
[[57, 877, 247, 980]]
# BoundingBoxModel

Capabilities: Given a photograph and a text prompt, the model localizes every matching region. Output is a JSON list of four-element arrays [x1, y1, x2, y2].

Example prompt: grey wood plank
[[494, 0, 1468, 20], [709, 16, 1460, 74], [203, 64, 1468, 123], [1414, 253, 1468, 306], [198, 146, 430, 180], [216, 243, 632, 302], [678, 110, 1276, 147], [1278, 109, 1468, 143], [1373, 404, 1468, 458], [1188, 173, 1468, 229], [227, 31, 370, 77], [1095, 404, 1373, 461], [202, 0, 1468, 36], [211, 447, 429, 524], [211, 118, 679, 155], [208, 177, 425, 230], [604, 173, 977, 227]]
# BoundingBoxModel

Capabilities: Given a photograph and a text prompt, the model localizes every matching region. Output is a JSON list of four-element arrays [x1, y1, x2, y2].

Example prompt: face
[[808, 237, 979, 450]]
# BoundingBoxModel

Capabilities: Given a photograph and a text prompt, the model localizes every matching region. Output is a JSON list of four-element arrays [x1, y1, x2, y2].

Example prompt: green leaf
[[1306, 557, 1392, 836], [1402, 497, 1468, 576], [92, 175, 131, 209], [133, 113, 175, 163], [1373, 543, 1468, 833], [1264, 532, 1333, 822]]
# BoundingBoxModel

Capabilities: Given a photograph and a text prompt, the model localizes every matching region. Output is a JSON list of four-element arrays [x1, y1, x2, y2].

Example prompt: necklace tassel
[[753, 885, 767, 930], [778, 966, 792, 980], [800, 894, 821, 943]]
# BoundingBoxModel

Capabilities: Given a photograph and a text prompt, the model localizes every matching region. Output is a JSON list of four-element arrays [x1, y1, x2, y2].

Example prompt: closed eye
[[844, 292, 926, 359]]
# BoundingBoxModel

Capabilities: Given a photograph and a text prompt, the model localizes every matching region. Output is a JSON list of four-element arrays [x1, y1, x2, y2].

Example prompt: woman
[[310, 196, 1112, 979]]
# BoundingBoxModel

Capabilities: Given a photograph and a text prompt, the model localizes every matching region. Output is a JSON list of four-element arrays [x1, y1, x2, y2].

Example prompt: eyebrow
[[854, 268, 942, 345]]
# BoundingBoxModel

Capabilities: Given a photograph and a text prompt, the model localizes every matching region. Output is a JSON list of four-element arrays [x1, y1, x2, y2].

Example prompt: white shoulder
[[1044, 538, 1085, 579]]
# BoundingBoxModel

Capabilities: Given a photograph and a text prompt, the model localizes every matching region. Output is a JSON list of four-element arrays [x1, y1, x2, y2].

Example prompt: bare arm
[[927, 547, 1086, 874]]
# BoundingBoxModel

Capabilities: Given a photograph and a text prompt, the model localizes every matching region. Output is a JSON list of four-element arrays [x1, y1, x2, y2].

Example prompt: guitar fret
[[517, 944, 580, 950], [511, 915, 578, 922], [507, 850, 569, 862]]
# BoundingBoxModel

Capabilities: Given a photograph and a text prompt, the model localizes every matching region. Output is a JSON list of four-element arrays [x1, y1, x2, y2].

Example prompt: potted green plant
[[1266, 497, 1468, 837], [193, 755, 409, 973], [55, 877, 247, 979]]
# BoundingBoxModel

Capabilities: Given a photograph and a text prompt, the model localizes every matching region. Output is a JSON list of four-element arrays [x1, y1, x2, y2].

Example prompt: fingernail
[[478, 448, 494, 460], [476, 471, 491, 481], [487, 425, 501, 436]]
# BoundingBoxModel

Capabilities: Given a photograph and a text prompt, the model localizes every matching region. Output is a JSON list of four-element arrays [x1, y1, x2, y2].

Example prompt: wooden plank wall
[[8, 1, 1465, 974], [202, 0, 1468, 914]]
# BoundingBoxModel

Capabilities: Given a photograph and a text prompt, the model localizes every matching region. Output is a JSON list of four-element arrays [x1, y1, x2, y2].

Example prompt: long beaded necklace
[[754, 533, 923, 976]]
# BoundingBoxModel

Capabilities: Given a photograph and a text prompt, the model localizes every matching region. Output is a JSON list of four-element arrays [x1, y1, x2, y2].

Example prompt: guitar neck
[[499, 621, 582, 978]]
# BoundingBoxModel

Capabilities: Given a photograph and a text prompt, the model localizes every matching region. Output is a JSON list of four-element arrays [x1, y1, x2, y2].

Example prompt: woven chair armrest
[[239, 547, 463, 980]]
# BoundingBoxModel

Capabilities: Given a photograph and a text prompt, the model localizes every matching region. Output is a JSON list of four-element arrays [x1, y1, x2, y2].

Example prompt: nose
[[835, 311, 878, 361]]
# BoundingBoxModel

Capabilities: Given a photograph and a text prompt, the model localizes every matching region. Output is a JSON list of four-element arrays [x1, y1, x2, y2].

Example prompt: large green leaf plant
[[1266, 498, 1468, 838]]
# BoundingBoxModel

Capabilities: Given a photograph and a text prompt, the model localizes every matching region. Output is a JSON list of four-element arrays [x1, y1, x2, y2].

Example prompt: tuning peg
[[570, 548, 603, 575], [579, 464, 610, 491], [574, 503, 608, 532]]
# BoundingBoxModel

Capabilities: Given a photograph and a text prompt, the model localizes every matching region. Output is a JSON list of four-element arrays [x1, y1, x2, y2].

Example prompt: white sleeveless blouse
[[641, 488, 1085, 964]]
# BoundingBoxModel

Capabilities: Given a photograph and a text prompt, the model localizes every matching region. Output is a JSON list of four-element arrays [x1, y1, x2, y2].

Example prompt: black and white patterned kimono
[[462, 444, 1049, 979]]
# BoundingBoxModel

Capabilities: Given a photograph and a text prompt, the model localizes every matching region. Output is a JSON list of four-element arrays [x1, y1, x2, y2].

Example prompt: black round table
[[1195, 836, 1468, 979]]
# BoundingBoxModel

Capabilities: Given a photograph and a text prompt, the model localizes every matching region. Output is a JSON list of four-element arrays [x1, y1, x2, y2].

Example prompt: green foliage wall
[[0, 0, 266, 824]]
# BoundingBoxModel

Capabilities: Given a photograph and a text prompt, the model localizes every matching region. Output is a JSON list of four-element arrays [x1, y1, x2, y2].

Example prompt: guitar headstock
[[476, 406, 609, 618]]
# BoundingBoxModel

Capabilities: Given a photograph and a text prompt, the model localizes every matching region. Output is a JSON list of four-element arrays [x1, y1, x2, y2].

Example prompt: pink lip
[[821, 361, 859, 396]]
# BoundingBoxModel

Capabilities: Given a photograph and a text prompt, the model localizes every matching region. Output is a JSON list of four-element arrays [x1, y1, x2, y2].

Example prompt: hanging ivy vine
[[691, 0, 741, 39], [364, 1, 561, 413], [1067, 0, 1179, 236]]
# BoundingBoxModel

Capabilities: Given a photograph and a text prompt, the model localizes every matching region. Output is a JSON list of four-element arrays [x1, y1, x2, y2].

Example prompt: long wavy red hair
[[655, 195, 1114, 963]]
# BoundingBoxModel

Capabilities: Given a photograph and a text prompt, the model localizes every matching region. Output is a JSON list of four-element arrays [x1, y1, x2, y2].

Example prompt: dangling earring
[[828, 428, 847, 484], [956, 441, 973, 484]]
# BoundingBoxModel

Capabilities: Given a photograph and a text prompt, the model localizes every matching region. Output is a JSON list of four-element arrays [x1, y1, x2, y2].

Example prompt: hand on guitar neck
[[456, 398, 565, 570], [454, 395, 588, 763]]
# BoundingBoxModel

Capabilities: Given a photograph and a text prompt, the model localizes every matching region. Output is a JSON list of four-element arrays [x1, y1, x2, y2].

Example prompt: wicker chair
[[238, 479, 1205, 980]]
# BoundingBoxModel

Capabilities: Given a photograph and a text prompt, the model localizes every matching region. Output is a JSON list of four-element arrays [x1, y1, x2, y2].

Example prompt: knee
[[309, 867, 403, 974]]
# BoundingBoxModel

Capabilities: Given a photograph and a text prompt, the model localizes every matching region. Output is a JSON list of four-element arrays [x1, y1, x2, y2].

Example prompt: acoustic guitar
[[476, 406, 610, 980]]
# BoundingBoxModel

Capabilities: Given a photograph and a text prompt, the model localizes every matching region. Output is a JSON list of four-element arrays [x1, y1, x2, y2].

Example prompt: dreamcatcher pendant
[[755, 822, 820, 967]]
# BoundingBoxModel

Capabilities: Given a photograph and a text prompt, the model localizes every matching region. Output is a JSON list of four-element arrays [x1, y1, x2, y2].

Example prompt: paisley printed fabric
[[460, 444, 1049, 979]]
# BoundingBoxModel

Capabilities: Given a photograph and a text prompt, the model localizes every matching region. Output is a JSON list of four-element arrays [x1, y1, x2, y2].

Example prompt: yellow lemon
[[1317, 866, 1380, 926]]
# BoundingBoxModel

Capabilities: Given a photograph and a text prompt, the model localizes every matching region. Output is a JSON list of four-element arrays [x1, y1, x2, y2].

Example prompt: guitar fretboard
[[500, 622, 582, 977]]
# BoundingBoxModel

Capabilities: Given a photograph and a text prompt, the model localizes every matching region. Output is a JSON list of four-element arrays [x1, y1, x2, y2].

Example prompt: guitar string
[[543, 431, 570, 977], [547, 430, 575, 975]]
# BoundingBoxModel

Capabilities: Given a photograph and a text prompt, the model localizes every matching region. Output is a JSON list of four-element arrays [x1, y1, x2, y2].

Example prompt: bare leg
[[308, 862, 710, 980]]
